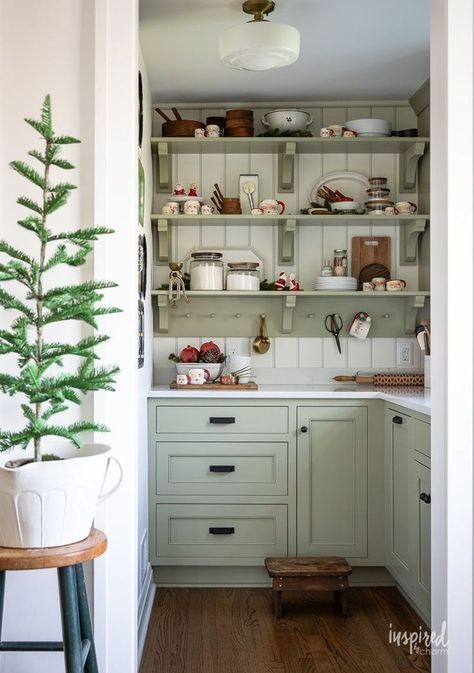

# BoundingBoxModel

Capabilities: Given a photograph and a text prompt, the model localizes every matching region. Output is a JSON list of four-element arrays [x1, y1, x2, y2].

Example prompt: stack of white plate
[[314, 276, 358, 290]]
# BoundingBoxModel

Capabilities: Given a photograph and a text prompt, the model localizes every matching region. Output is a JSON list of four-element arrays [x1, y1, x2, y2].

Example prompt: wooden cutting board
[[351, 236, 391, 280], [170, 382, 258, 390]]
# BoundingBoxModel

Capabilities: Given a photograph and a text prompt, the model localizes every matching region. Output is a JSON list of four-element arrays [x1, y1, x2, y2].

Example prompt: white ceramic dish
[[261, 109, 313, 133], [345, 118, 392, 136], [330, 201, 361, 213], [311, 171, 369, 207], [175, 362, 223, 383]]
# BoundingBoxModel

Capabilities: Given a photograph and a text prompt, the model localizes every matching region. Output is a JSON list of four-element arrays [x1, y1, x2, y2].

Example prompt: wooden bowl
[[162, 120, 206, 137], [226, 118, 254, 129], [226, 109, 254, 120]]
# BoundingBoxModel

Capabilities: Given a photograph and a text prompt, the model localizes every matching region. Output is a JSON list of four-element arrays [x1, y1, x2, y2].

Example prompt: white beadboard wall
[[151, 101, 422, 384]]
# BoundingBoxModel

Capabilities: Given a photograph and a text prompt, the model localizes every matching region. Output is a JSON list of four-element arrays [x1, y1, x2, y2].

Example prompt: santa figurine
[[188, 182, 198, 197], [275, 272, 287, 291], [289, 273, 300, 291], [173, 182, 185, 196]]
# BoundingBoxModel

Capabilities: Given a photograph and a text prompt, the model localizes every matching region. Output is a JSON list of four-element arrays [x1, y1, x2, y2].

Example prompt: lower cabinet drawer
[[155, 504, 288, 560], [155, 405, 289, 434], [155, 442, 288, 496]]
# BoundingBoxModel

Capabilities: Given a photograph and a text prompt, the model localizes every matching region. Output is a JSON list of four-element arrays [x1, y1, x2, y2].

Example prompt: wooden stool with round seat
[[0, 528, 107, 673]]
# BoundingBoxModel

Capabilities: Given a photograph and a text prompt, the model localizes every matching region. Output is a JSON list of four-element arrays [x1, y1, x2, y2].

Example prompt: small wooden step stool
[[264, 556, 352, 619]]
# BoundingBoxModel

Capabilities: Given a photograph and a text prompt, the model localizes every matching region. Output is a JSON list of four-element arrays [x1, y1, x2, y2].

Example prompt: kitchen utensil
[[213, 190, 224, 208], [334, 373, 425, 387], [366, 188, 391, 199], [242, 181, 256, 210], [175, 362, 223, 382], [155, 107, 172, 122], [171, 107, 182, 121], [211, 196, 222, 213], [206, 116, 226, 132], [261, 109, 313, 133], [311, 172, 369, 208], [330, 201, 361, 214], [221, 198, 242, 215], [253, 316, 270, 354], [325, 313, 343, 353], [345, 118, 392, 136], [368, 177, 388, 187], [415, 325, 427, 352], [359, 263, 391, 288], [157, 107, 206, 137], [420, 320, 431, 354], [214, 183, 225, 202], [351, 236, 391, 282]]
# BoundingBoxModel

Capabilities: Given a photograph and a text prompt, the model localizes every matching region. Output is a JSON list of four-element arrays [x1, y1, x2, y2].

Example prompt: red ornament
[[179, 345, 199, 363]]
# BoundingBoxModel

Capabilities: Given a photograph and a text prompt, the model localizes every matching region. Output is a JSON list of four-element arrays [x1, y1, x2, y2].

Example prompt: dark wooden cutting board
[[351, 236, 391, 280]]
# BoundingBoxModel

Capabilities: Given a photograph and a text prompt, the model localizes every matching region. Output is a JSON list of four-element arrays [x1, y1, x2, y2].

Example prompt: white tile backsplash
[[323, 337, 348, 368], [251, 337, 275, 368], [275, 338, 299, 368], [347, 338, 372, 369], [299, 338, 323, 368], [371, 338, 397, 368]]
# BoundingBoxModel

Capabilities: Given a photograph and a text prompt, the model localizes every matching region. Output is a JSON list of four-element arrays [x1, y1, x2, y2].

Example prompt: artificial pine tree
[[0, 95, 119, 463]]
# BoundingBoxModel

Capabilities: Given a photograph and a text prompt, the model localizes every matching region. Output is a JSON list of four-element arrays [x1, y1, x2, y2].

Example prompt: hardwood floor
[[140, 587, 431, 673]]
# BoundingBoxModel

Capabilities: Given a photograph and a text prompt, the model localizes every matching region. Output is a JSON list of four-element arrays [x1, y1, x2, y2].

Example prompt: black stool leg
[[58, 565, 84, 673], [75, 563, 99, 673], [0, 571, 5, 641]]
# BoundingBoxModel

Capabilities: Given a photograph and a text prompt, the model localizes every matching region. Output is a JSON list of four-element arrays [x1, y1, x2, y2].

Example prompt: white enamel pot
[[261, 109, 313, 133], [0, 443, 122, 548]]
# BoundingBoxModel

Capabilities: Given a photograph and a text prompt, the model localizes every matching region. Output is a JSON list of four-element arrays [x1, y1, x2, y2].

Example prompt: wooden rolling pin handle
[[334, 376, 356, 382]]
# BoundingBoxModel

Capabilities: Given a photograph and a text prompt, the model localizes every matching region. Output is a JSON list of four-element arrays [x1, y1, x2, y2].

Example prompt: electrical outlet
[[228, 346, 239, 356], [397, 341, 413, 367]]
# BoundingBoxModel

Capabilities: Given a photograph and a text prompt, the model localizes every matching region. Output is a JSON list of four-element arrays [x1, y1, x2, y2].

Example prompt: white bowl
[[345, 118, 392, 136], [175, 362, 223, 382], [330, 201, 361, 213], [262, 109, 313, 133]]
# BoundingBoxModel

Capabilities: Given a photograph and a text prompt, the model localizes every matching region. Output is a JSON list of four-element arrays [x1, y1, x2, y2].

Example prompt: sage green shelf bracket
[[404, 294, 426, 334], [399, 219, 426, 266], [278, 219, 297, 265], [278, 142, 296, 193], [399, 141, 426, 192], [154, 142, 172, 193], [157, 294, 169, 333], [282, 294, 297, 333], [156, 219, 172, 263]]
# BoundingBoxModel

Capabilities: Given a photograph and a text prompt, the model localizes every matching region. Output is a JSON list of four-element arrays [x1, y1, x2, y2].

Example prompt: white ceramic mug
[[162, 205, 173, 215], [228, 355, 252, 384], [328, 124, 343, 136], [386, 279, 407, 292], [384, 206, 396, 215], [251, 208, 263, 215], [259, 199, 285, 215], [194, 128, 205, 138], [395, 201, 417, 214], [320, 127, 331, 137], [362, 282, 374, 292], [184, 200, 200, 215], [206, 124, 220, 137], [188, 368, 207, 384], [165, 201, 179, 214], [201, 204, 214, 215], [372, 277, 386, 291], [176, 374, 188, 385]]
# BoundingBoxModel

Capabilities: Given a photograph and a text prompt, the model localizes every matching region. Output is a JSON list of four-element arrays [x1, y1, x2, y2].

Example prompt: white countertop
[[148, 384, 431, 416]]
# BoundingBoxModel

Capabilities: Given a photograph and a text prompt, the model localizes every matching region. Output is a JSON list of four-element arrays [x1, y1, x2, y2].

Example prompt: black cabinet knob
[[420, 492, 431, 504], [392, 416, 403, 425], [301, 426, 308, 433]]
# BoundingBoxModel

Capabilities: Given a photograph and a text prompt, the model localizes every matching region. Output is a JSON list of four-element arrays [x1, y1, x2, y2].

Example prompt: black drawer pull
[[209, 417, 236, 424], [209, 465, 235, 473], [392, 415, 403, 424], [209, 527, 235, 535], [420, 492, 431, 504]]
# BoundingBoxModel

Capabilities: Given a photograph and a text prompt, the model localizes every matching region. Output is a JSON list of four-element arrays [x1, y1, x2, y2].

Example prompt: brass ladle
[[253, 315, 270, 354]]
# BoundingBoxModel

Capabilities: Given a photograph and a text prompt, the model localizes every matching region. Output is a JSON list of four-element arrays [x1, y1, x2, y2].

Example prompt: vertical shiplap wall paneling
[[225, 152, 251, 248], [201, 108, 226, 248], [250, 152, 275, 280]]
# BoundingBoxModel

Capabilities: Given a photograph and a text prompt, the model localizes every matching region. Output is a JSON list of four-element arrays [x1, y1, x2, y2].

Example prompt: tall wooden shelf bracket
[[278, 219, 297, 265], [399, 219, 427, 266], [154, 141, 172, 192], [156, 219, 172, 263], [278, 142, 296, 193], [399, 141, 426, 192], [404, 294, 426, 334], [282, 294, 297, 333], [157, 294, 169, 333]]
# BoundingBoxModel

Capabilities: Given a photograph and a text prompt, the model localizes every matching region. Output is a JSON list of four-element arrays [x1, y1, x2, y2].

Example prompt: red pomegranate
[[179, 345, 199, 363], [199, 341, 221, 363]]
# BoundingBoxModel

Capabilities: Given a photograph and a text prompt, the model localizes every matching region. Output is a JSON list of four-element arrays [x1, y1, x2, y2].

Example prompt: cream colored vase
[[0, 443, 122, 548]]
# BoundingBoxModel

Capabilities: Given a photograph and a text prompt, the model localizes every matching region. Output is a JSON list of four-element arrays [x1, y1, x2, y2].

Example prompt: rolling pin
[[334, 373, 424, 387], [334, 374, 374, 384]]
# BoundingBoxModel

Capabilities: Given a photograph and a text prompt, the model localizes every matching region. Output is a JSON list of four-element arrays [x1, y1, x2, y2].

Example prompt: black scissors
[[325, 313, 343, 354]]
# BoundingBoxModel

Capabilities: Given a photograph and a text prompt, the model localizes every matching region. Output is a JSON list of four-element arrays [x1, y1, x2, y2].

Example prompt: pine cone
[[200, 347, 221, 363]]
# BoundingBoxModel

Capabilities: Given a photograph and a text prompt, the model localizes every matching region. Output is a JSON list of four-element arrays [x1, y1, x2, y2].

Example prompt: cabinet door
[[413, 459, 431, 615], [385, 410, 414, 584], [297, 406, 368, 558]]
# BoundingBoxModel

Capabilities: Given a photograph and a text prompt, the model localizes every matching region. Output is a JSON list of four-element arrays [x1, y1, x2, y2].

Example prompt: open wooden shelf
[[151, 214, 429, 224]]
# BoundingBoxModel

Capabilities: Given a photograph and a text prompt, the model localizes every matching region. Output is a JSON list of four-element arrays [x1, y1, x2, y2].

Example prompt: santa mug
[[194, 128, 205, 138], [259, 199, 285, 215], [201, 204, 214, 215], [176, 374, 188, 385], [206, 125, 220, 137], [184, 200, 200, 215], [188, 368, 208, 384], [164, 201, 179, 214]]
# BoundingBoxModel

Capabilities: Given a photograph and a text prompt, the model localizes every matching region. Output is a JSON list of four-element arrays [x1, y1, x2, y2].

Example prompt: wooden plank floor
[[140, 587, 431, 673]]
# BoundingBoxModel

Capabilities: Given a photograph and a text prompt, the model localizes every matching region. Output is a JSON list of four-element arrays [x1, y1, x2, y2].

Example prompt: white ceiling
[[139, 0, 430, 103]]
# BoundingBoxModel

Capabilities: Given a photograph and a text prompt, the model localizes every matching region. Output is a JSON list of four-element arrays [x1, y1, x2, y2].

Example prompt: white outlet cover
[[397, 341, 413, 367]]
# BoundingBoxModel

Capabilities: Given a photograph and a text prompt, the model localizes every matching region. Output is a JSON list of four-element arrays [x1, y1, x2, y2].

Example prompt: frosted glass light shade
[[219, 21, 300, 71]]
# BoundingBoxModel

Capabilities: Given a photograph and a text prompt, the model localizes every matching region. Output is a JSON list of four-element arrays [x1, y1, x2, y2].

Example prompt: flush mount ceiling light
[[219, 0, 300, 71]]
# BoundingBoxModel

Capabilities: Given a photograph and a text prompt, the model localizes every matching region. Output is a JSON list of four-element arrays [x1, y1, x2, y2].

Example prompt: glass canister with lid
[[190, 251, 224, 290], [226, 262, 260, 291], [333, 249, 348, 277]]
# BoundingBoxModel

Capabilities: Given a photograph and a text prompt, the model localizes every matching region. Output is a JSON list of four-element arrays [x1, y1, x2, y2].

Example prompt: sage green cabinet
[[155, 404, 289, 435], [385, 407, 431, 621], [296, 406, 368, 558]]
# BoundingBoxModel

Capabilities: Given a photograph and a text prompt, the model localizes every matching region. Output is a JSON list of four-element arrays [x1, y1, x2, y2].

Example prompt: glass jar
[[190, 252, 224, 290], [333, 249, 348, 277], [321, 259, 333, 277], [226, 262, 260, 291]]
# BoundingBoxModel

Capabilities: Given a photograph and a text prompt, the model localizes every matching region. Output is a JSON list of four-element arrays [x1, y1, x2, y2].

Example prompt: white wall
[[0, 2, 94, 671]]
